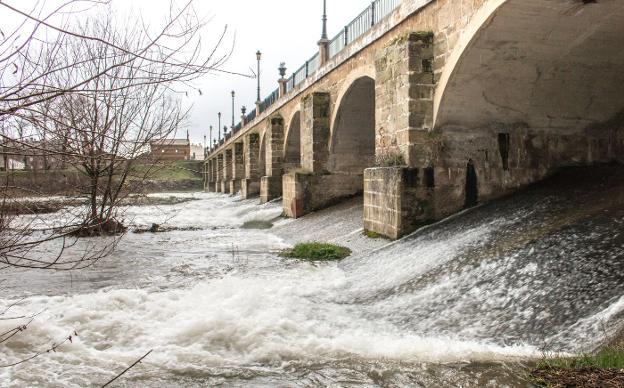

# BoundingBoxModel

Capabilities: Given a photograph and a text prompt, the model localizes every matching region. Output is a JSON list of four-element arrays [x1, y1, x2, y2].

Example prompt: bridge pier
[[260, 117, 284, 203], [228, 142, 244, 195], [363, 31, 437, 239], [203, 160, 210, 191], [221, 149, 232, 194], [204, 159, 214, 192], [215, 154, 224, 193], [283, 172, 362, 218], [282, 93, 333, 216], [242, 133, 261, 198]]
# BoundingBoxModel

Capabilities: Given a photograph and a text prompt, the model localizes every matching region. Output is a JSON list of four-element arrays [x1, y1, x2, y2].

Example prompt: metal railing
[[214, 0, 403, 152], [308, 53, 320, 74], [259, 88, 279, 113], [328, 30, 345, 58], [245, 109, 256, 123], [346, 6, 373, 45]]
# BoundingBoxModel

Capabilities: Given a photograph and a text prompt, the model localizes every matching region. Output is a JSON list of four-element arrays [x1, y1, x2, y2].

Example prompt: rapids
[[1, 166, 623, 387]]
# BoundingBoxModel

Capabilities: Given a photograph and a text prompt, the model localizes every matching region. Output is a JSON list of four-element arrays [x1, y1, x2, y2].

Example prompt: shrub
[[281, 242, 351, 261]]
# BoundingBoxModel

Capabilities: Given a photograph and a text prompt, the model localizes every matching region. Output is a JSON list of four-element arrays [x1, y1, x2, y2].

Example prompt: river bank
[[0, 160, 204, 199]]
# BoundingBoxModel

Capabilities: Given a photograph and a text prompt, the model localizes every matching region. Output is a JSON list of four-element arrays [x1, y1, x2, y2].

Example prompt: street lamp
[[231, 90, 235, 130], [209, 126, 213, 151], [256, 50, 262, 103], [218, 112, 222, 139], [321, 0, 328, 40]]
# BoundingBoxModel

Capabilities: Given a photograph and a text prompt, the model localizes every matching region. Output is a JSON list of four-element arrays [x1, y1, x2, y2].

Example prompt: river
[[2, 166, 624, 387]]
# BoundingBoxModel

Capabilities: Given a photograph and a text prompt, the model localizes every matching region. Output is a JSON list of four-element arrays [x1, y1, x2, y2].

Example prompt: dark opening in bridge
[[498, 133, 510, 171], [284, 111, 301, 172], [404, 168, 419, 188], [329, 76, 376, 174], [424, 166, 435, 188], [465, 160, 478, 208]]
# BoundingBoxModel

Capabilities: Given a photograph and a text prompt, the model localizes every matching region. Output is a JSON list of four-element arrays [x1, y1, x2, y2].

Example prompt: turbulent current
[[2, 166, 624, 387]]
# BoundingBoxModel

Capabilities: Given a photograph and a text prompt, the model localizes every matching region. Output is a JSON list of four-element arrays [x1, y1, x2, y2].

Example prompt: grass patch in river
[[241, 220, 274, 229], [281, 242, 351, 262], [531, 346, 624, 387]]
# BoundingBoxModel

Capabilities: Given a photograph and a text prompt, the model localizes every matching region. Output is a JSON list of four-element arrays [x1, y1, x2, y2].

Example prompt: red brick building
[[150, 136, 191, 161]]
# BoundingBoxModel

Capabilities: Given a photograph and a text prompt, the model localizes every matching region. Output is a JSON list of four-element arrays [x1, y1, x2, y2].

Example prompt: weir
[[8, 165, 624, 386], [205, 0, 624, 239]]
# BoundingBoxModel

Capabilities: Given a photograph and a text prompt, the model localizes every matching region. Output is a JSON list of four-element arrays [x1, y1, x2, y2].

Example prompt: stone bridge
[[205, 0, 624, 239]]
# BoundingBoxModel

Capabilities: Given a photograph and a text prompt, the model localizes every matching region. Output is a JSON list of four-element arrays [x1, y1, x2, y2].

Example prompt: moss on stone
[[410, 31, 434, 44], [363, 229, 384, 239], [280, 242, 351, 262]]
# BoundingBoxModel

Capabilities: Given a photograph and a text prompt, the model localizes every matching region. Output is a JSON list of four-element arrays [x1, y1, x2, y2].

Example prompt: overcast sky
[[118, 0, 373, 146], [2, 0, 373, 145]]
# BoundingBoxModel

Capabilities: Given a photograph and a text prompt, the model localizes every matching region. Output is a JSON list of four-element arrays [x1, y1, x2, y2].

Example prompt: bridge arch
[[283, 110, 301, 172], [434, 0, 624, 133], [328, 75, 376, 174]]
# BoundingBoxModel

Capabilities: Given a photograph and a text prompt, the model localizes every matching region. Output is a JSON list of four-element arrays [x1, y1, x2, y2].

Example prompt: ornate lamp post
[[318, 0, 329, 65], [209, 125, 213, 151], [321, 0, 328, 40], [231, 90, 235, 130], [218, 112, 222, 140], [256, 51, 262, 104]]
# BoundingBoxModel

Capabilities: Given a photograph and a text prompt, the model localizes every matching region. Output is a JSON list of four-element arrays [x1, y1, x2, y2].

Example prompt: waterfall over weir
[[1, 166, 624, 387]]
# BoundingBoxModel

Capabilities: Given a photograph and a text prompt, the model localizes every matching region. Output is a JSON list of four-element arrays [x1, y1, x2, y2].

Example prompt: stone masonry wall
[[301, 93, 331, 173], [244, 133, 260, 179], [232, 142, 244, 180], [428, 125, 624, 220], [266, 117, 284, 177], [283, 172, 363, 218]]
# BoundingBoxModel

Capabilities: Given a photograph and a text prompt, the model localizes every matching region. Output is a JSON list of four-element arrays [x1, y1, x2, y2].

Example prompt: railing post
[[305, 61, 309, 77], [371, 1, 376, 26], [344, 26, 348, 46]]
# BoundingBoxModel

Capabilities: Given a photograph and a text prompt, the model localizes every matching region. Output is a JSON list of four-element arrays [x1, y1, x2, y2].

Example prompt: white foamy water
[[2, 178, 624, 386]]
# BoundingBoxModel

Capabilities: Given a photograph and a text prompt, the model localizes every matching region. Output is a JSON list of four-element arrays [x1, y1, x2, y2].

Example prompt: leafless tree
[[0, 0, 233, 265], [0, 0, 237, 377]]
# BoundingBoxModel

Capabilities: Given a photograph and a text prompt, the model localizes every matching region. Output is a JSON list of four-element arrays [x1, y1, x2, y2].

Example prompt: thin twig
[[101, 349, 153, 387]]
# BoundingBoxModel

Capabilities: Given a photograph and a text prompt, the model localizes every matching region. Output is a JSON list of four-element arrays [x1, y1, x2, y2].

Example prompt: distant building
[[150, 133, 191, 161], [190, 144, 204, 161], [1, 139, 63, 171], [1, 156, 25, 171]]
